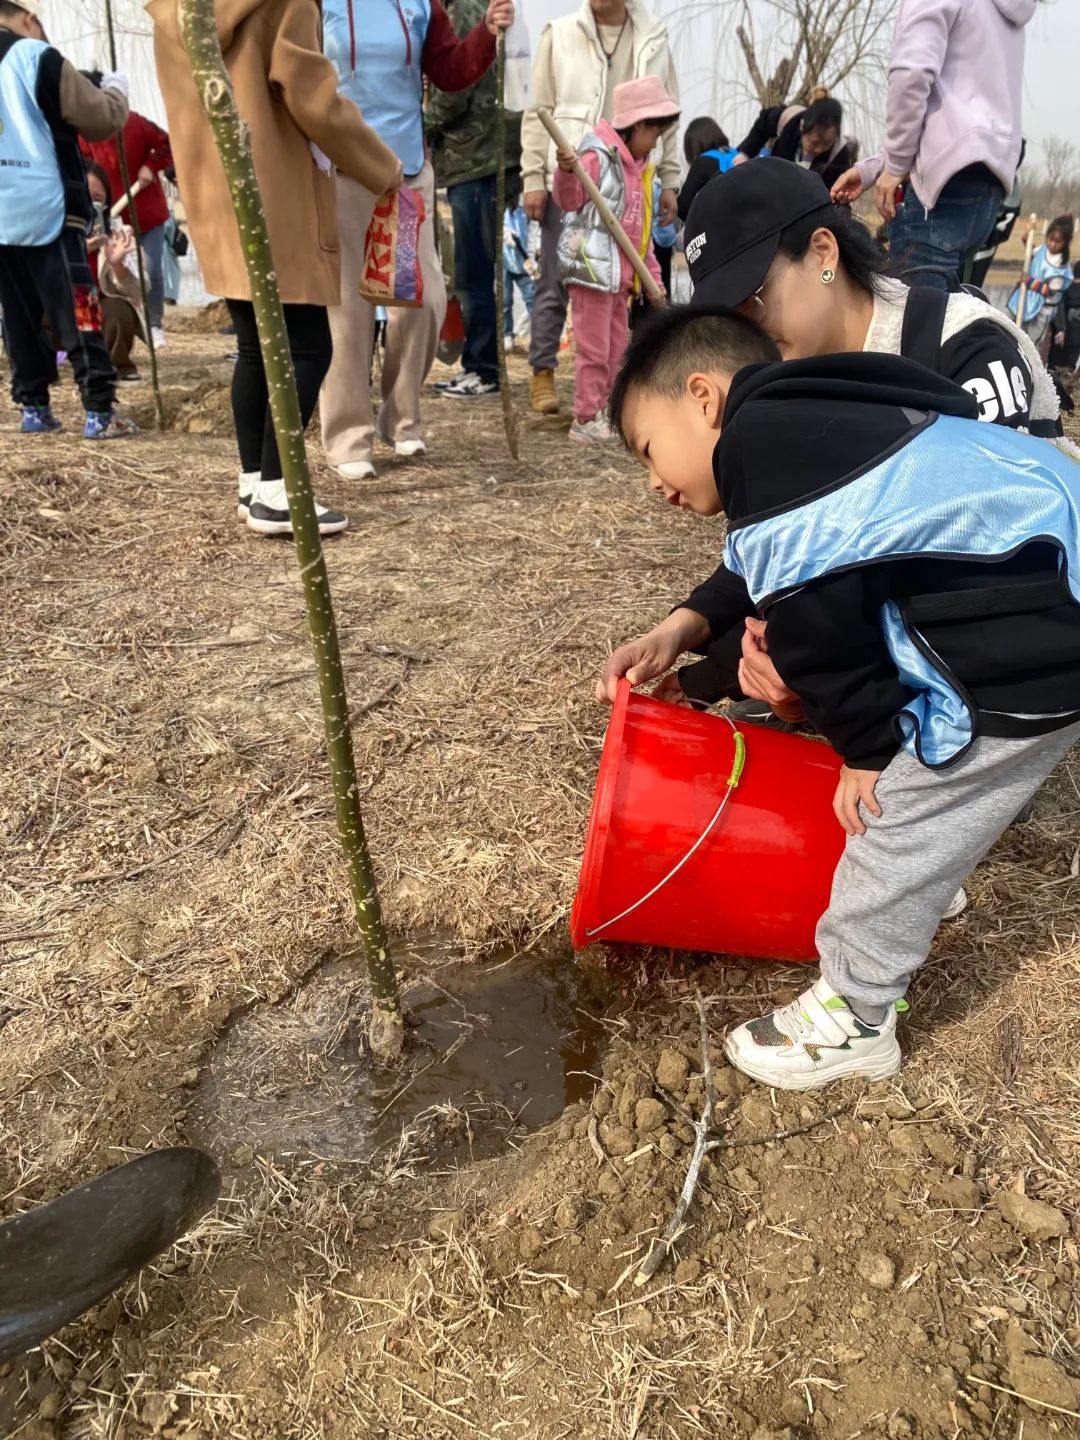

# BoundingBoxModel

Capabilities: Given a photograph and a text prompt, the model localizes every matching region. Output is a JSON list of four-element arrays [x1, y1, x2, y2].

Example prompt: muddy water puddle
[[189, 940, 612, 1170]]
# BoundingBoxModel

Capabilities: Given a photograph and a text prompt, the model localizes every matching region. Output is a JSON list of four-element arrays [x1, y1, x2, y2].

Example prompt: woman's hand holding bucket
[[596, 608, 710, 705]]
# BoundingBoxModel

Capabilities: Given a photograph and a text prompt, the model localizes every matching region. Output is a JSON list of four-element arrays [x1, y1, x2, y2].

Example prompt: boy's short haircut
[[608, 305, 780, 441]]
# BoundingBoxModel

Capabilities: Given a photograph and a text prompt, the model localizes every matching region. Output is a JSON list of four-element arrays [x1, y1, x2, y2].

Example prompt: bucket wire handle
[[584, 713, 746, 939]]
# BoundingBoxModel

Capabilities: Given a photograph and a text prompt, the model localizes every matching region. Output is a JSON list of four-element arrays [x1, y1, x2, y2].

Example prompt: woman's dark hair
[[800, 96, 842, 135], [776, 202, 888, 296], [1047, 213, 1074, 265], [86, 161, 113, 211], [683, 116, 730, 165]]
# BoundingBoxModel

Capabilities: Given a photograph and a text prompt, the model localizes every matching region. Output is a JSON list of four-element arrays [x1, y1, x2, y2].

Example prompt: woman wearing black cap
[[605, 159, 1063, 723]]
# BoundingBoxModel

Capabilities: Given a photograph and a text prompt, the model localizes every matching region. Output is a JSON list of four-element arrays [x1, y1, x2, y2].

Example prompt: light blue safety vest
[[322, 0, 431, 176], [723, 414, 1080, 767], [0, 37, 65, 245]]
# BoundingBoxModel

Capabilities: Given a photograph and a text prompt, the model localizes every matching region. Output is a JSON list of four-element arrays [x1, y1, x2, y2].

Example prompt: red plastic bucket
[[569, 681, 846, 962]]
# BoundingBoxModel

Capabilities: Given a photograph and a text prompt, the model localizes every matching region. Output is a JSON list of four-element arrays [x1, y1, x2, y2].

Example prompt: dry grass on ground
[[0, 321, 1078, 1440]]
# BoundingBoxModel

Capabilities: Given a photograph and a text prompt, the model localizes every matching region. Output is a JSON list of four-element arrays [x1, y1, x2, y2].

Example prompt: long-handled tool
[[109, 174, 150, 220], [0, 1147, 220, 1362], [535, 110, 665, 306], [1015, 212, 1040, 330]]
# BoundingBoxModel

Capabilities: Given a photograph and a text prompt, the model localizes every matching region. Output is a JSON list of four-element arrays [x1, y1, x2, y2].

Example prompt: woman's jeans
[[140, 222, 167, 329], [448, 175, 498, 384], [888, 164, 1003, 290], [504, 267, 536, 334]]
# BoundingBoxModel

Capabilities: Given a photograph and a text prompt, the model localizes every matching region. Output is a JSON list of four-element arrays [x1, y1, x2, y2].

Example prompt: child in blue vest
[[600, 305, 1080, 1091], [1009, 215, 1074, 352], [503, 181, 535, 350], [0, 2, 136, 437]]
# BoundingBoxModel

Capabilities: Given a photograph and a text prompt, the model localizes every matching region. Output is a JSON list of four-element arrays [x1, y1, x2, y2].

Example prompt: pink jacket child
[[552, 75, 677, 445]]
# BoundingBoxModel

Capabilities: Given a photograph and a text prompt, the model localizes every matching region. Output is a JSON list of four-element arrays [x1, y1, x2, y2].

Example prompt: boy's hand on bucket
[[597, 610, 710, 704], [833, 766, 883, 837]]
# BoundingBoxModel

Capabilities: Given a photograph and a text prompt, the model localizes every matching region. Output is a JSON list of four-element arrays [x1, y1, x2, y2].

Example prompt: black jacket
[[678, 303, 1046, 706], [687, 354, 1080, 769], [737, 104, 856, 191]]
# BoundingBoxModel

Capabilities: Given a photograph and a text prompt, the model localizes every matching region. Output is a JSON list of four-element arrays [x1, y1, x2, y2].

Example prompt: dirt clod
[[518, 1226, 544, 1262], [1005, 1323, 1080, 1410], [655, 1047, 690, 1095], [673, 1258, 701, 1285], [856, 1252, 896, 1290], [929, 1175, 980, 1210], [993, 1190, 1069, 1241], [634, 1097, 667, 1133]]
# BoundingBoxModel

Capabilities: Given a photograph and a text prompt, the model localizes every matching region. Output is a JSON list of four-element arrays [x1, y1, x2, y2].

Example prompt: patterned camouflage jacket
[[425, 0, 521, 189]]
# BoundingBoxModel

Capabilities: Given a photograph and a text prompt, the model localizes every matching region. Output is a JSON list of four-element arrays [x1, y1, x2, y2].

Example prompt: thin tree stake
[[177, 0, 404, 1060], [103, 0, 165, 430], [494, 30, 519, 460]]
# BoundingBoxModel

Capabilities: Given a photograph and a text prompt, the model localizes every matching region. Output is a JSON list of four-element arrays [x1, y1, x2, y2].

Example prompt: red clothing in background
[[422, 0, 494, 88], [81, 111, 173, 235]]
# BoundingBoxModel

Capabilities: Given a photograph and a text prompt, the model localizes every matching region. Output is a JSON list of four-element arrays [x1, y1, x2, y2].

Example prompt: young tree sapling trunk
[[177, 0, 404, 1061]]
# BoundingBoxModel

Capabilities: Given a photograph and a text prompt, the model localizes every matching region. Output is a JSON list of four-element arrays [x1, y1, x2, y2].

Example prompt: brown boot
[[530, 367, 559, 415]]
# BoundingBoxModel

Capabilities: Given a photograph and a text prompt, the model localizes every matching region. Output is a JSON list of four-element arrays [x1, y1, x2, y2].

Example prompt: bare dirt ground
[[1, 318, 1079, 1440]]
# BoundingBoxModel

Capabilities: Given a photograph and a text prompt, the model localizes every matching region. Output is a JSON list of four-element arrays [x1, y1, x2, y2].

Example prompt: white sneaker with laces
[[245, 478, 348, 537], [151, 326, 167, 349], [335, 459, 376, 481], [569, 415, 613, 445], [724, 976, 903, 1091]]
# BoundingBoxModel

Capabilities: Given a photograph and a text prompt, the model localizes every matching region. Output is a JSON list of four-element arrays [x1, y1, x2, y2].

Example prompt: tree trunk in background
[[177, 0, 404, 1062]]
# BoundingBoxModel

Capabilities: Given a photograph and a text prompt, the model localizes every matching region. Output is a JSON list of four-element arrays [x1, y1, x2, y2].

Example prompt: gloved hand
[[101, 70, 129, 97]]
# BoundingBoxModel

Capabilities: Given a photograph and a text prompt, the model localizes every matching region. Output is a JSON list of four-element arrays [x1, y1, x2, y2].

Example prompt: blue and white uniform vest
[[724, 413, 1080, 768], [702, 146, 738, 175], [1008, 243, 1074, 324], [0, 37, 65, 245], [322, 0, 431, 176]]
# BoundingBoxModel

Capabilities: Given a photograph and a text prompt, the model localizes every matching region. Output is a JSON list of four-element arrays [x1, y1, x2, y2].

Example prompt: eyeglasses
[[743, 257, 793, 321]]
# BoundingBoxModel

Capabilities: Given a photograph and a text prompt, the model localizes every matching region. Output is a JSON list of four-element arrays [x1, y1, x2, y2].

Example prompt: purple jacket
[[857, 0, 1035, 208]]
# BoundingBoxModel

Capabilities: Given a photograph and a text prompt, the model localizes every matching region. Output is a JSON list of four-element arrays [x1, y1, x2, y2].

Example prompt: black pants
[[0, 228, 116, 413], [226, 299, 332, 480]]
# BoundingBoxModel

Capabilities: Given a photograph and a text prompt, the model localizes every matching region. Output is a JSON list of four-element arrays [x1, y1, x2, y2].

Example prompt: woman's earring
[[821, 267, 836, 285]]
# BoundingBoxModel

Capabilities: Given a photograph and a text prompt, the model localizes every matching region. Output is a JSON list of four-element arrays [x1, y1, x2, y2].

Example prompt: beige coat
[[147, 0, 400, 306]]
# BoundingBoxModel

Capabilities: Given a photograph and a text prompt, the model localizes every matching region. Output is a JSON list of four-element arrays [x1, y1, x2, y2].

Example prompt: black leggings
[[226, 299, 332, 480]]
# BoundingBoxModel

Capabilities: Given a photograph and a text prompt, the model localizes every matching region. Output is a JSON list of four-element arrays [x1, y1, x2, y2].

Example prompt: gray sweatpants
[[818, 723, 1080, 1009], [528, 195, 568, 374]]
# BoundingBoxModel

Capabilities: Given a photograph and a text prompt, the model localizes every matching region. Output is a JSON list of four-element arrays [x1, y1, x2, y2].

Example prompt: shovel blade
[[0, 1146, 220, 1362]]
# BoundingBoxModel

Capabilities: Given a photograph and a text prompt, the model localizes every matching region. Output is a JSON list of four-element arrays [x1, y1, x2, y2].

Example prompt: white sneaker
[[151, 326, 167, 349], [392, 437, 426, 458], [504, 335, 515, 353], [335, 459, 376, 481], [941, 887, 967, 921], [724, 976, 902, 1091], [238, 470, 260, 519], [569, 415, 613, 445], [245, 478, 348, 537]]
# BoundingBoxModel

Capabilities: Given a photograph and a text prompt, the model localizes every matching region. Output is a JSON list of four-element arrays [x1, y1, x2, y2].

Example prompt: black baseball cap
[[684, 160, 833, 310]]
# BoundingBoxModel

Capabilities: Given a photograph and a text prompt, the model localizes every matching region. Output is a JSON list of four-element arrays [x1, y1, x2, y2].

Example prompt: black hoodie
[[682, 353, 1080, 769]]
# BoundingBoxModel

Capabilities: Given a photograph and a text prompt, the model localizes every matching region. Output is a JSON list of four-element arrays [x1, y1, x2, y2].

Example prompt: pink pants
[[570, 285, 630, 422]]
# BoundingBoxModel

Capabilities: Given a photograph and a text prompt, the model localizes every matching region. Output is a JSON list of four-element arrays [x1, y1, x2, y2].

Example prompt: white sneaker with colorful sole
[[724, 976, 903, 1091]]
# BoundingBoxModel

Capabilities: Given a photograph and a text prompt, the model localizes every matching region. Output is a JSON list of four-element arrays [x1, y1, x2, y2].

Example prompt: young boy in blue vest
[[601, 306, 1080, 1091], [0, 0, 135, 437]]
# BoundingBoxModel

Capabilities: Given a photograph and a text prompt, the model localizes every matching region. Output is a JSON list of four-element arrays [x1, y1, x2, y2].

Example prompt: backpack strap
[[899, 285, 949, 372]]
